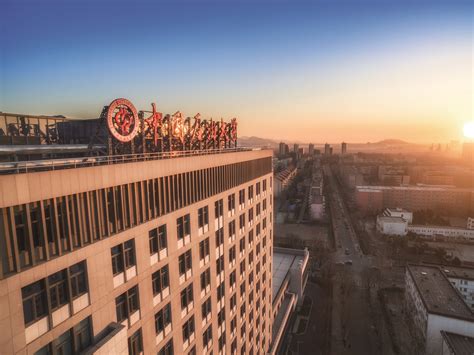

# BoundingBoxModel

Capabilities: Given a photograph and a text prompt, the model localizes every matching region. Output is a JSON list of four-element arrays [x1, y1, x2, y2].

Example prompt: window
[[256, 203, 261, 217], [230, 294, 237, 310], [178, 250, 192, 276], [218, 332, 226, 351], [239, 189, 245, 205], [248, 185, 254, 200], [263, 179, 267, 192], [188, 346, 196, 355], [111, 239, 135, 275], [215, 227, 224, 247], [124, 239, 136, 268], [217, 282, 225, 301], [128, 329, 143, 355], [48, 270, 69, 311], [228, 220, 236, 238], [230, 317, 237, 333], [215, 199, 224, 219], [239, 237, 245, 252], [249, 251, 254, 265], [200, 268, 211, 290], [256, 182, 261, 196], [152, 265, 170, 295], [256, 223, 261, 237], [111, 244, 124, 275], [182, 316, 195, 343], [199, 238, 210, 260], [217, 308, 225, 326], [177, 214, 191, 240], [180, 284, 194, 309], [240, 260, 246, 276], [203, 325, 212, 348], [22, 280, 47, 325], [263, 199, 267, 211], [70, 261, 88, 298], [249, 230, 254, 244], [216, 255, 224, 274], [201, 297, 212, 319], [239, 214, 245, 230], [116, 285, 140, 322], [240, 303, 246, 318], [198, 206, 209, 228], [229, 246, 236, 264], [155, 303, 172, 334], [150, 224, 167, 254], [240, 282, 246, 297], [158, 339, 174, 355], [228, 194, 235, 211], [229, 271, 236, 288], [248, 208, 254, 224]]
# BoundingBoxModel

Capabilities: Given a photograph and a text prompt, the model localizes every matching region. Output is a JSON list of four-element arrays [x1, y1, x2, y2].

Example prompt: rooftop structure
[[441, 331, 474, 355], [406, 264, 474, 321]]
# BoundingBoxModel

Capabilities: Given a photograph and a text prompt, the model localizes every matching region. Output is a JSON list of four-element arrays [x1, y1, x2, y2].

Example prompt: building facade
[[0, 149, 275, 355]]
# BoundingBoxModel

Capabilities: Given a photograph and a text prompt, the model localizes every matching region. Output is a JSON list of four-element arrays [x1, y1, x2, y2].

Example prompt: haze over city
[[2, 0, 472, 143]]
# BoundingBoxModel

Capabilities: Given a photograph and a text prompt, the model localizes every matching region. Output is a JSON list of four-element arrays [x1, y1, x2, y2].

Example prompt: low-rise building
[[274, 166, 297, 196], [269, 247, 309, 355], [407, 225, 474, 242], [405, 264, 474, 354], [443, 266, 474, 309], [441, 331, 474, 355], [383, 207, 413, 223], [376, 216, 408, 236]]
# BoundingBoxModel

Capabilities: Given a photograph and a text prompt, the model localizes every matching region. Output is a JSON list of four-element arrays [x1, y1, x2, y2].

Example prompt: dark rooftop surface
[[441, 331, 474, 355], [442, 266, 474, 281], [407, 264, 474, 321]]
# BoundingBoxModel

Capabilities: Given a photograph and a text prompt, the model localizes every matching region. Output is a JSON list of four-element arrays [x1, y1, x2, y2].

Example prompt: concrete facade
[[0, 149, 274, 355]]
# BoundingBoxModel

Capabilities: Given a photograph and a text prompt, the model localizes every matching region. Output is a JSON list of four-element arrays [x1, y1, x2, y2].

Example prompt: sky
[[1, 0, 472, 144]]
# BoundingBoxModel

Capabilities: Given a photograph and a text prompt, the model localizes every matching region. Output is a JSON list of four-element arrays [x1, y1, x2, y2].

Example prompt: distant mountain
[[238, 136, 278, 148], [370, 139, 411, 145]]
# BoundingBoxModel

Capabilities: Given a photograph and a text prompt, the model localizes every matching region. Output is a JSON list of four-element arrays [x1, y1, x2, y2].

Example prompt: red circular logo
[[106, 98, 139, 142]]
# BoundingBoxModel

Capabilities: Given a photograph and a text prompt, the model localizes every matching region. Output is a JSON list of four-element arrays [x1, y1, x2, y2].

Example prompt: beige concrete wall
[[0, 150, 273, 354]]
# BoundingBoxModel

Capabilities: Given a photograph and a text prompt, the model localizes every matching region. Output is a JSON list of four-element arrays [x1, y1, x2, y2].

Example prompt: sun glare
[[463, 122, 474, 139]]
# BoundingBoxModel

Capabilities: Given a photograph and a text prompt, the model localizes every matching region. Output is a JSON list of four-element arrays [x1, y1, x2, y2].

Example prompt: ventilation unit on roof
[[421, 272, 427, 275]]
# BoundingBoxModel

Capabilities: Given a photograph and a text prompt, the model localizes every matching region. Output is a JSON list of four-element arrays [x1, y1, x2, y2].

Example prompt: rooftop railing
[[0, 147, 268, 175]]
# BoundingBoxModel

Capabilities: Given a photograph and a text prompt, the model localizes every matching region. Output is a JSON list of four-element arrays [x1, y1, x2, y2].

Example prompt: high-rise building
[[293, 144, 299, 153], [0, 102, 275, 355], [341, 142, 347, 155], [279, 142, 286, 156], [308, 144, 314, 156], [324, 143, 331, 156]]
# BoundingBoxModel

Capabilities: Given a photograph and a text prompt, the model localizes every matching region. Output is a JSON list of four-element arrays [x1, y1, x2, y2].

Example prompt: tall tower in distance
[[324, 143, 331, 156], [341, 142, 347, 155]]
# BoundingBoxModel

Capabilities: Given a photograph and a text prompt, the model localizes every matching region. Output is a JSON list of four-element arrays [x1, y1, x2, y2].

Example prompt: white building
[[467, 217, 474, 230], [443, 267, 474, 310], [274, 166, 297, 196], [376, 216, 408, 236], [405, 265, 474, 355], [383, 207, 413, 223], [407, 225, 474, 242]]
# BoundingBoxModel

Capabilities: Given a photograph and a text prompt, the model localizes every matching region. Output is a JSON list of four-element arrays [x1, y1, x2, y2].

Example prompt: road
[[324, 164, 392, 355]]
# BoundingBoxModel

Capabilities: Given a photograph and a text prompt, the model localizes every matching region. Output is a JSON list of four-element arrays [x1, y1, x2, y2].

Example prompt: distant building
[[405, 264, 474, 354], [383, 207, 413, 223], [443, 266, 474, 309], [274, 166, 297, 196], [308, 143, 314, 156], [376, 216, 408, 236], [279, 142, 286, 156], [355, 185, 474, 215], [269, 248, 309, 354], [329, 147, 333, 155], [407, 225, 474, 241], [462, 142, 474, 164], [468, 217, 474, 230], [341, 142, 347, 155], [324, 143, 330, 156], [293, 144, 299, 153]]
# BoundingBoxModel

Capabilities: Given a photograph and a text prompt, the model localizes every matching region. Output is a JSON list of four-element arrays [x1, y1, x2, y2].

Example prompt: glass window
[[22, 280, 47, 325]]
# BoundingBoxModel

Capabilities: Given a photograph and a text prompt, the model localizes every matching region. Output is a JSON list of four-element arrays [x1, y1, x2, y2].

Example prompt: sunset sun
[[463, 122, 474, 139]]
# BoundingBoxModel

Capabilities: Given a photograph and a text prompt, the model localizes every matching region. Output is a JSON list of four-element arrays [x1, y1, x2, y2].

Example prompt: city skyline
[[2, 0, 472, 143]]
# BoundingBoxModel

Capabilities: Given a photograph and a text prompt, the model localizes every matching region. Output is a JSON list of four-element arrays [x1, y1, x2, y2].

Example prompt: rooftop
[[377, 216, 406, 223], [272, 248, 306, 302], [442, 266, 474, 281], [441, 331, 474, 355], [386, 207, 410, 213], [407, 264, 474, 321]]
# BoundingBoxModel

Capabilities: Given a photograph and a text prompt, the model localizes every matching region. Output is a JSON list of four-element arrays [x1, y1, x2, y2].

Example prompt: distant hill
[[370, 139, 410, 145], [238, 136, 278, 148]]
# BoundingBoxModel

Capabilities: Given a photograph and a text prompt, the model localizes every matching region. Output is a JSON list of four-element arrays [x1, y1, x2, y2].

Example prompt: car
[[344, 260, 353, 265]]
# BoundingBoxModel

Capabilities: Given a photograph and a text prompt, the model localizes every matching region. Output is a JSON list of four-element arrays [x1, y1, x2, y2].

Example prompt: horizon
[[2, 0, 472, 144]]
